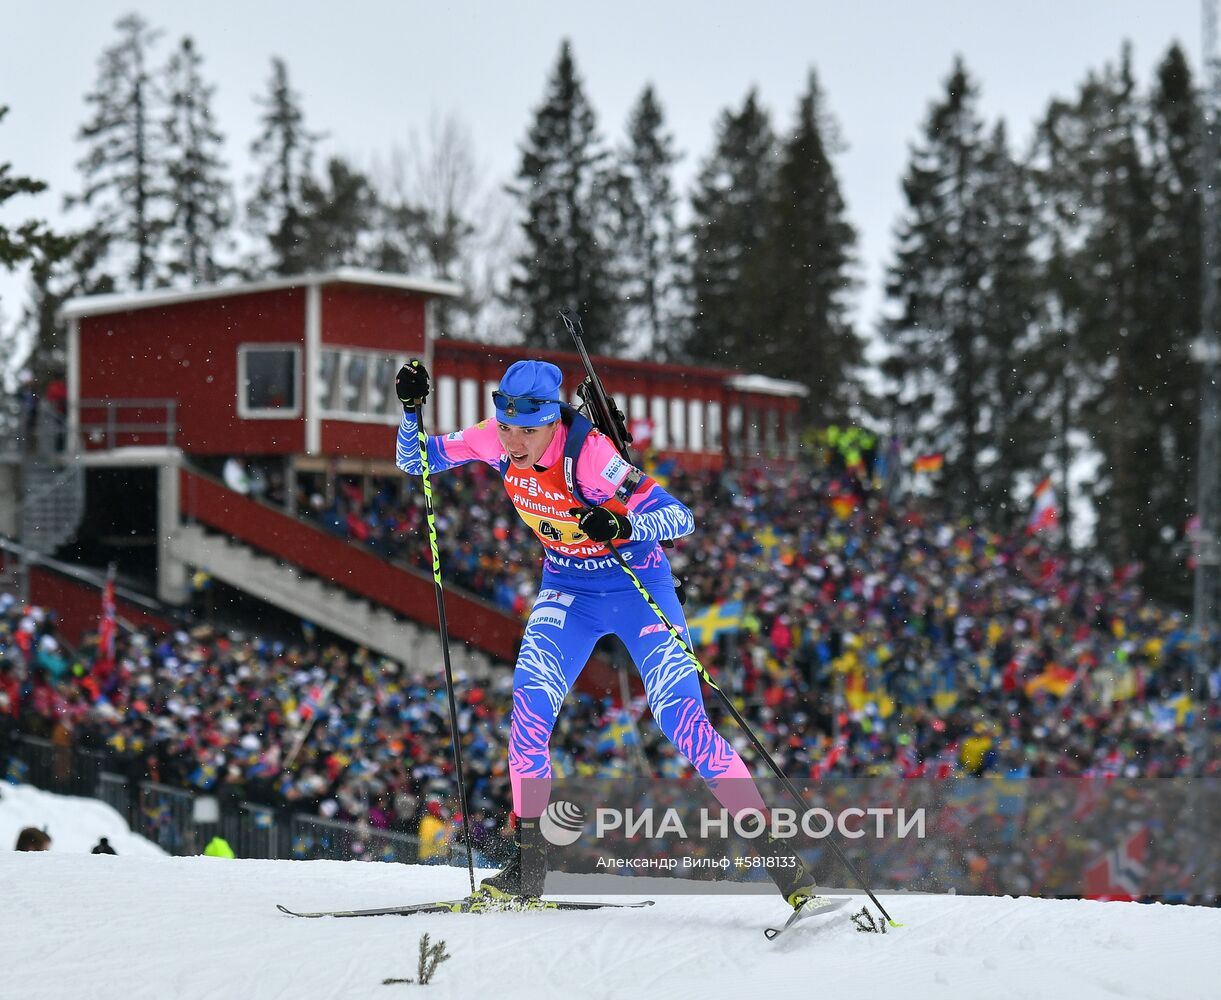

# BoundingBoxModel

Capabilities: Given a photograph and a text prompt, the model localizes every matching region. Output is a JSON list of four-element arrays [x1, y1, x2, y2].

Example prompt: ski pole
[[407, 364, 476, 894], [556, 310, 897, 922], [601, 542, 901, 927]]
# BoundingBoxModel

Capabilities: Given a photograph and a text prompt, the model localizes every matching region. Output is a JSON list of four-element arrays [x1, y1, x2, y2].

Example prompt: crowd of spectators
[[302, 461, 541, 617], [300, 456, 1219, 784], [2, 452, 1218, 893], [0, 591, 625, 866]]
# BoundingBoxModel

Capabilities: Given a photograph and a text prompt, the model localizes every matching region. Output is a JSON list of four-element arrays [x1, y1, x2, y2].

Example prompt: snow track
[[1, 852, 1215, 1000]]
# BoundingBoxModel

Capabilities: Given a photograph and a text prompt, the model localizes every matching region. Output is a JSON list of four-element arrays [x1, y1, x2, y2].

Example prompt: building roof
[[726, 373, 809, 398], [60, 267, 462, 321], [438, 339, 808, 397]]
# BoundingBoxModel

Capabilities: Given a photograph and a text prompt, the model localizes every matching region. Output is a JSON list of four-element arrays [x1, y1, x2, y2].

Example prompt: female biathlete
[[394, 358, 817, 910]]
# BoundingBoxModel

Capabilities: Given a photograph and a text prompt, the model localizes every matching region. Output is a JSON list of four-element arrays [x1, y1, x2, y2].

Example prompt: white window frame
[[315, 347, 401, 425], [237, 343, 302, 420], [370, 355, 403, 421]]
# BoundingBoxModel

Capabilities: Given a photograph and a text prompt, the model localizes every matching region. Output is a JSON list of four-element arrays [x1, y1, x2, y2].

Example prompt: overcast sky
[[0, 1, 1202, 335]]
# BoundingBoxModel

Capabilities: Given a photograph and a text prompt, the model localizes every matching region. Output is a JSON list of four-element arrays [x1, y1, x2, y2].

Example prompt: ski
[[276, 897, 656, 919], [763, 896, 852, 941]]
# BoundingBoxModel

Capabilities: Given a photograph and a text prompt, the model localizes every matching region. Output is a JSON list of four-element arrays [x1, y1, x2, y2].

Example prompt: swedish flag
[[932, 667, 958, 713], [643, 451, 677, 488], [686, 601, 744, 646], [756, 526, 780, 556], [596, 710, 639, 753]]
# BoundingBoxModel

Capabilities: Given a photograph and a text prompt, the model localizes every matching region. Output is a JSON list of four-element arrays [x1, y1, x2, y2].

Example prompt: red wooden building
[[63, 267, 806, 468], [36, 270, 805, 669], [64, 269, 449, 460]]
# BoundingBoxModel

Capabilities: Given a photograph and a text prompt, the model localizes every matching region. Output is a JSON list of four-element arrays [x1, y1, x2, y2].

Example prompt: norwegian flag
[[1083, 826, 1148, 901], [1091, 748, 1125, 779], [811, 714, 850, 780], [936, 786, 980, 837], [95, 564, 117, 679], [811, 741, 846, 780], [932, 742, 959, 780], [298, 681, 333, 722], [1070, 776, 1106, 822], [628, 417, 654, 448], [1027, 477, 1059, 535], [1001, 657, 1021, 693], [896, 743, 925, 778]]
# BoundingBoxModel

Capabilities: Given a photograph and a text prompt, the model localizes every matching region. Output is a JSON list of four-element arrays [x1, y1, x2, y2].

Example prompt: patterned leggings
[[508, 571, 766, 819]]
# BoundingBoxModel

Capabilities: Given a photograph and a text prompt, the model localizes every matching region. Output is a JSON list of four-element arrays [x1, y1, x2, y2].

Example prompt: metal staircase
[[0, 401, 85, 596], [20, 458, 86, 557], [0, 554, 18, 595], [18, 404, 85, 558]]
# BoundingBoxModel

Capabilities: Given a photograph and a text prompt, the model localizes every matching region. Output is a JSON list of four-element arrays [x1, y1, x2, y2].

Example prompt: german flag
[[913, 453, 944, 473]]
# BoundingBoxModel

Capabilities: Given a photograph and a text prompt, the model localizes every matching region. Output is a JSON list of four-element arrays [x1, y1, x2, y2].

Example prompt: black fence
[[8, 735, 420, 863]]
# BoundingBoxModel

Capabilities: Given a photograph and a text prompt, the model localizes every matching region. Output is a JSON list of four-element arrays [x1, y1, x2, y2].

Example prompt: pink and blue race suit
[[395, 409, 766, 820]]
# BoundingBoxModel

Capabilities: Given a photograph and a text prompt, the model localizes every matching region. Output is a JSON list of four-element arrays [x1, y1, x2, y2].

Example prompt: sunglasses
[[492, 391, 562, 417]]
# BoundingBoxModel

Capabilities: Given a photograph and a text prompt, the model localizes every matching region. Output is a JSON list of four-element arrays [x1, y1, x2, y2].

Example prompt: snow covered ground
[[1, 785, 1217, 999], [0, 782, 165, 857]]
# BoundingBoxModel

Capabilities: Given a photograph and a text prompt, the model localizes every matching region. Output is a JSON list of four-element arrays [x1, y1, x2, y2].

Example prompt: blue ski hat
[[495, 360, 564, 427]]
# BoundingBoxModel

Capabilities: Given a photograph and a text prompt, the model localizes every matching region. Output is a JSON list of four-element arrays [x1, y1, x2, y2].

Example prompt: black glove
[[569, 505, 632, 543], [395, 360, 430, 410]]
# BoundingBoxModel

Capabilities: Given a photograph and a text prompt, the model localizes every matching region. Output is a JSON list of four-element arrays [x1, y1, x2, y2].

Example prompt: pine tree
[[364, 147, 427, 276], [1077, 50, 1159, 570], [766, 70, 861, 420], [684, 90, 776, 367], [1029, 95, 1092, 551], [19, 226, 115, 386], [883, 59, 987, 515], [614, 84, 683, 358], [298, 156, 380, 270], [0, 104, 73, 388], [1041, 49, 1163, 573], [70, 12, 167, 290], [1027, 43, 1197, 598], [248, 57, 322, 276], [162, 36, 233, 285], [1140, 44, 1200, 601], [509, 40, 620, 350], [971, 121, 1047, 522], [883, 58, 1042, 522], [0, 106, 72, 273]]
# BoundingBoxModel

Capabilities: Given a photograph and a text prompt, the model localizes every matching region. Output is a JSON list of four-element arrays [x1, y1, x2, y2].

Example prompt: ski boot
[[756, 832, 820, 910], [477, 817, 547, 906]]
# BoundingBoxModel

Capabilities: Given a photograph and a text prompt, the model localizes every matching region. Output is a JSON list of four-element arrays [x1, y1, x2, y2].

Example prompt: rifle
[[559, 309, 680, 560], [559, 310, 634, 462]]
